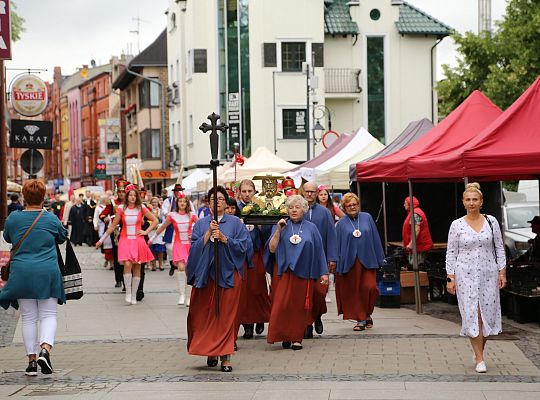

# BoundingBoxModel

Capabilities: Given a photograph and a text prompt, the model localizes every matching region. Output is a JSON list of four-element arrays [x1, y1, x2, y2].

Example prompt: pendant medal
[[290, 234, 302, 244], [246, 224, 254, 231], [352, 229, 361, 238]]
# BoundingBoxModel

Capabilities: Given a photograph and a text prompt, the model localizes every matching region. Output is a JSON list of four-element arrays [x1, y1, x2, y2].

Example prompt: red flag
[[235, 153, 245, 166]]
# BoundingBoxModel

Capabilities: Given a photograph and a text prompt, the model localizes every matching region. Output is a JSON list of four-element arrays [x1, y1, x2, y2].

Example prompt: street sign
[[10, 120, 53, 149], [20, 149, 44, 174], [94, 159, 107, 180], [105, 155, 123, 176]]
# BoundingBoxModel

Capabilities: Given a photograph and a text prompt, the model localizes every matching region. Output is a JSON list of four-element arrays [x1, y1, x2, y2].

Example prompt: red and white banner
[[0, 1, 11, 60]]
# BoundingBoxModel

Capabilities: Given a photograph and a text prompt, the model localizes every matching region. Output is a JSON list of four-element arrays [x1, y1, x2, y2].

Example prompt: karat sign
[[11, 75, 48, 116], [10, 119, 53, 149]]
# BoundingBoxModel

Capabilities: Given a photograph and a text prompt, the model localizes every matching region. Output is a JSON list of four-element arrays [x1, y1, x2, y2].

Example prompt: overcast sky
[[6, 0, 508, 84]]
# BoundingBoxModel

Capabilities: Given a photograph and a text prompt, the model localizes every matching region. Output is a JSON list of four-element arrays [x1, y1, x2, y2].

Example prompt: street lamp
[[312, 104, 332, 156]]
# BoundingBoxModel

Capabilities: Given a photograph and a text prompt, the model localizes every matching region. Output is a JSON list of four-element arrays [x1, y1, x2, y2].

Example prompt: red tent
[[462, 77, 540, 180], [355, 91, 502, 182]]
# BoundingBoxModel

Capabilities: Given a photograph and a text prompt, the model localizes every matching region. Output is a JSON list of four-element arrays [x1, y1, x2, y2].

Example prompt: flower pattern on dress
[[445, 215, 506, 338]]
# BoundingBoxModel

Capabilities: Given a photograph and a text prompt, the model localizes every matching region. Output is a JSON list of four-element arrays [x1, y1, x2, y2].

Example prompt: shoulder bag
[[57, 240, 83, 300], [1, 210, 45, 281]]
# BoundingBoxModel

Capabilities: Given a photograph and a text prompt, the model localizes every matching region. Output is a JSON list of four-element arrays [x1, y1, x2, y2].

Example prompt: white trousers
[[18, 298, 58, 355]]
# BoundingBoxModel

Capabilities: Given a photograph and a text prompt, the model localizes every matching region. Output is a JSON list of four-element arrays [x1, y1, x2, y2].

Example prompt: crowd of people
[[0, 179, 513, 376]]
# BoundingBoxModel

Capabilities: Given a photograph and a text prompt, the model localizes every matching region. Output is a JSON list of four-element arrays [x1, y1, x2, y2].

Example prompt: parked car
[[503, 202, 539, 260]]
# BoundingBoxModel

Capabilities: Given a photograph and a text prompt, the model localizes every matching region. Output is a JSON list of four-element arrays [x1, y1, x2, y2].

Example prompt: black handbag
[[57, 241, 83, 300]]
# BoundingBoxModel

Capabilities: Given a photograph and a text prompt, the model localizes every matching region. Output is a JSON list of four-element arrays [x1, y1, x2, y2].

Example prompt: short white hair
[[286, 195, 309, 213]]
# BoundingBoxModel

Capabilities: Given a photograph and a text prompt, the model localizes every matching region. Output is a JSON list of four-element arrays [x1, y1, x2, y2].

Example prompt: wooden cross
[[199, 113, 228, 161]]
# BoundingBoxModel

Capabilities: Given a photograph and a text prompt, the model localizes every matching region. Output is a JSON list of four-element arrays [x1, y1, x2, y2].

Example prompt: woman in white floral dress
[[446, 183, 506, 374]]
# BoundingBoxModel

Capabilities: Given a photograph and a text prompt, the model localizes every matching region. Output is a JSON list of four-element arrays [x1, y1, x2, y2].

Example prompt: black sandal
[[206, 357, 218, 367], [282, 341, 291, 349], [365, 318, 373, 329], [221, 362, 233, 372], [291, 343, 303, 351]]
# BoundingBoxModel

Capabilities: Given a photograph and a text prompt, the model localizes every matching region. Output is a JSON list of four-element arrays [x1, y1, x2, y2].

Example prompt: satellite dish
[[90, 59, 96, 67]]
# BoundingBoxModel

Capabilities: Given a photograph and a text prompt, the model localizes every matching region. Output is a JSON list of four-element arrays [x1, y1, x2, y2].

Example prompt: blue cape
[[264, 219, 328, 279], [306, 203, 338, 263], [335, 212, 385, 274], [187, 214, 251, 288]]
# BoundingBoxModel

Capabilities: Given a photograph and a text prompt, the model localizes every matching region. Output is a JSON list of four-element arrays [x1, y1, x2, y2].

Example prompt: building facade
[[113, 30, 171, 194], [166, 0, 451, 170]]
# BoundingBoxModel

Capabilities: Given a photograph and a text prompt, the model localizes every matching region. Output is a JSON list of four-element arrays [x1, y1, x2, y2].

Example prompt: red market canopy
[[461, 76, 540, 180], [355, 91, 502, 182]]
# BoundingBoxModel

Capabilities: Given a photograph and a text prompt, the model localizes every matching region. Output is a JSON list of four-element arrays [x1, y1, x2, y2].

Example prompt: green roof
[[325, 0, 358, 36], [396, 2, 453, 36]]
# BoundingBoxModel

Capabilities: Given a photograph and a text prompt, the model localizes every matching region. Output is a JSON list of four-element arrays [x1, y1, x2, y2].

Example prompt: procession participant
[[186, 186, 249, 372], [335, 193, 385, 331], [96, 184, 158, 305], [82, 190, 97, 246], [402, 196, 433, 267], [161, 184, 183, 276], [266, 195, 328, 351], [301, 181, 337, 338], [150, 190, 197, 305], [446, 183, 506, 374], [61, 195, 75, 228], [68, 197, 86, 246], [317, 185, 344, 221], [237, 179, 256, 210], [99, 179, 128, 288], [50, 194, 64, 221], [94, 195, 113, 270], [148, 197, 166, 271]]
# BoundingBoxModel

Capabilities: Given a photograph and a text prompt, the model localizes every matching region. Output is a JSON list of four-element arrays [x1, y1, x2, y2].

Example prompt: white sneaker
[[475, 361, 487, 373], [325, 294, 332, 303], [131, 298, 137, 305], [125, 294, 132, 304], [178, 294, 185, 305]]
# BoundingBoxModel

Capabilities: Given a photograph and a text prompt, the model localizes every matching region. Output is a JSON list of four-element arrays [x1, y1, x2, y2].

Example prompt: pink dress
[[168, 212, 196, 263], [117, 205, 155, 263]]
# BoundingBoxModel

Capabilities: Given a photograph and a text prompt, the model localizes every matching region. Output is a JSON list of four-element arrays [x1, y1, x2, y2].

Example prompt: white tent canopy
[[285, 127, 383, 187], [317, 139, 385, 188], [220, 146, 297, 183], [166, 169, 210, 195]]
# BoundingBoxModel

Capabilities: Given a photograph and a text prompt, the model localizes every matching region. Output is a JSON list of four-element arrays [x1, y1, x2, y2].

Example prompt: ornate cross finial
[[199, 113, 228, 161]]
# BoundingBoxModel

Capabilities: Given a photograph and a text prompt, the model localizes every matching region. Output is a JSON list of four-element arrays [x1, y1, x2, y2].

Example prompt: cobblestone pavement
[[1, 245, 539, 398]]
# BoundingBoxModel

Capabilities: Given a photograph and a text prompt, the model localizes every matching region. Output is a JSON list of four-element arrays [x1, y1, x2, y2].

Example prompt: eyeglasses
[[210, 197, 226, 202]]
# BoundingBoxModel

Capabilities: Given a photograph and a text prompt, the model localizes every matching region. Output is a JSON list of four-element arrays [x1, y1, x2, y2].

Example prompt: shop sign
[[0, 1, 12, 60], [10, 119, 53, 149], [11, 75, 48, 116]]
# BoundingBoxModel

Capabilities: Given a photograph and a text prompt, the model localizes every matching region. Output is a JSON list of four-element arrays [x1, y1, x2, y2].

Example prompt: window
[[263, 43, 277, 67], [188, 114, 193, 145], [140, 129, 161, 159], [138, 79, 160, 108], [367, 37, 385, 143], [193, 49, 208, 73], [281, 42, 305, 72], [282, 109, 306, 139]]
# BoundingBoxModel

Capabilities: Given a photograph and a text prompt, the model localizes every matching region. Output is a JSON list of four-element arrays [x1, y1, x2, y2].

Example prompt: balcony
[[324, 68, 362, 95]]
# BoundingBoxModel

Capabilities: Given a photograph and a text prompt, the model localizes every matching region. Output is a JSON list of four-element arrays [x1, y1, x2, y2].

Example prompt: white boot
[[123, 274, 132, 304], [177, 271, 186, 305], [131, 277, 141, 305]]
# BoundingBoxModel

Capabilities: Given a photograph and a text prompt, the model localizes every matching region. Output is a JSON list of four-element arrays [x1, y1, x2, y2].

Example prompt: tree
[[11, 2, 25, 42], [437, 0, 540, 115]]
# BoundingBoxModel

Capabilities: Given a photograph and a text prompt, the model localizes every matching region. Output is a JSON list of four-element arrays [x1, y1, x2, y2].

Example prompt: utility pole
[[0, 60, 6, 230]]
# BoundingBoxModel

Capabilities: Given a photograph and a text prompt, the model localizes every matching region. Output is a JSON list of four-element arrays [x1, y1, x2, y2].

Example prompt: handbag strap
[[484, 214, 497, 264], [11, 210, 45, 256]]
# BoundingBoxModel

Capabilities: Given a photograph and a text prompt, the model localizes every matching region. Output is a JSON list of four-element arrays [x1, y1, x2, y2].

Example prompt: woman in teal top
[[0, 180, 67, 376]]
